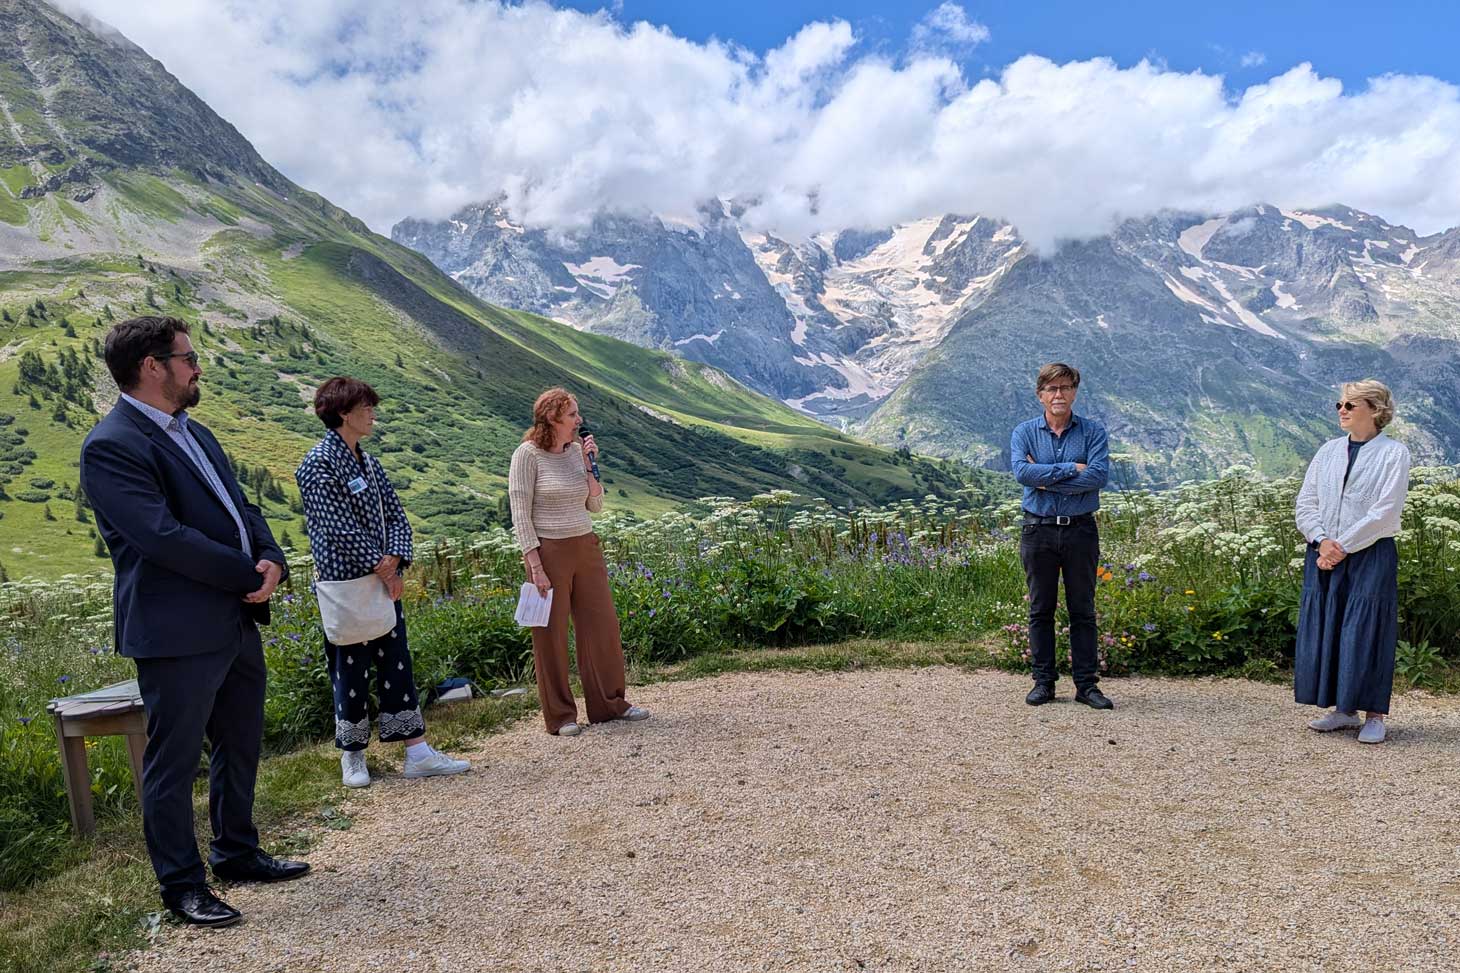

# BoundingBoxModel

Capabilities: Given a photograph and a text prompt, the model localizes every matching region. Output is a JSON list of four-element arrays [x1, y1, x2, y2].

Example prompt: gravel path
[[128, 669, 1460, 973]]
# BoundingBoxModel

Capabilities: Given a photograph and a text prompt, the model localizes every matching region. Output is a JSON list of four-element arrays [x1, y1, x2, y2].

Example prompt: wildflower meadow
[[5, 466, 1460, 890]]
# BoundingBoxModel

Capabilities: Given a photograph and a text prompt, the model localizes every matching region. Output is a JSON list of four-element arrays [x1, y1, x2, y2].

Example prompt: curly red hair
[[523, 387, 576, 450]]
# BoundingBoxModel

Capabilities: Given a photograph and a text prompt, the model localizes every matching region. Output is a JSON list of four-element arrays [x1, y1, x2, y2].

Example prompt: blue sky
[[76, 0, 1460, 239], [565, 0, 1460, 91]]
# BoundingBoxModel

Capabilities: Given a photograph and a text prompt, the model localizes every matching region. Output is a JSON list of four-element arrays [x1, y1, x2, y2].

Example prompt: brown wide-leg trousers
[[531, 532, 630, 733]]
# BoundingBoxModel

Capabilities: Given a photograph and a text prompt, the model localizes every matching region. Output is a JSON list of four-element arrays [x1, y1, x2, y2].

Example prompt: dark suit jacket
[[80, 400, 288, 659]]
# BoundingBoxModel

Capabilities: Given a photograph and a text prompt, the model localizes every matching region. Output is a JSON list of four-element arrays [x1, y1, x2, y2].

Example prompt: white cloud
[[68, 1, 1460, 250], [911, 3, 992, 52], [1241, 51, 1268, 68]]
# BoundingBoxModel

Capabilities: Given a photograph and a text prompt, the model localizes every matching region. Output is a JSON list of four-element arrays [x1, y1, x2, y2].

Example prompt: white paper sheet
[[514, 583, 554, 627]]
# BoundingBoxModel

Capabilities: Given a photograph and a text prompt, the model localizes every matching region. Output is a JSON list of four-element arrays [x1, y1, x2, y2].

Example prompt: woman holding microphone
[[508, 388, 649, 736]]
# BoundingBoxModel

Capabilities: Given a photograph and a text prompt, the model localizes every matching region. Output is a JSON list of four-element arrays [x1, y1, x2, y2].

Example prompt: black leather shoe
[[212, 850, 311, 884], [1075, 686, 1114, 710], [1025, 683, 1056, 706], [162, 886, 242, 928]]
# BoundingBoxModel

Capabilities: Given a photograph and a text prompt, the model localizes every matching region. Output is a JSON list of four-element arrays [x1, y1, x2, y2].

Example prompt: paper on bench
[[514, 583, 553, 627]]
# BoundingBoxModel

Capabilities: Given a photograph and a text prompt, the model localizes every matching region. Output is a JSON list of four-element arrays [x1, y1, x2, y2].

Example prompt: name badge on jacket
[[347, 476, 368, 495]]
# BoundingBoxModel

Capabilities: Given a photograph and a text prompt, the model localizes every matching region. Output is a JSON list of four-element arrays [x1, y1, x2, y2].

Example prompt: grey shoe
[[402, 748, 471, 778], [1307, 710, 1362, 732], [621, 705, 651, 722], [556, 722, 583, 737], [1358, 717, 1387, 744], [341, 750, 370, 789]]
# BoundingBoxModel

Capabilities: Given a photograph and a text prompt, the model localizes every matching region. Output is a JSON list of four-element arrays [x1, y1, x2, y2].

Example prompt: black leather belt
[[1022, 512, 1094, 526]]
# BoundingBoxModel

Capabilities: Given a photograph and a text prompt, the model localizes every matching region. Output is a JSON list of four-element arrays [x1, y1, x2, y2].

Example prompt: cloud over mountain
[[72, 0, 1460, 249]]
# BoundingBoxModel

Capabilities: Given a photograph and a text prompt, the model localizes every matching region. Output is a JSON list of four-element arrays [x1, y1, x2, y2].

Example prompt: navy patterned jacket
[[295, 430, 413, 582]]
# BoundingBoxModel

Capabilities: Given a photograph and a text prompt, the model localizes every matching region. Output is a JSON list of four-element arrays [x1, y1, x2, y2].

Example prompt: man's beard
[[164, 374, 201, 412]]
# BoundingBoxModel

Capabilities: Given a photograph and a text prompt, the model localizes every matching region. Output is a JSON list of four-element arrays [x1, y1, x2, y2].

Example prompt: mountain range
[[0, 0, 990, 580], [394, 196, 1460, 482]]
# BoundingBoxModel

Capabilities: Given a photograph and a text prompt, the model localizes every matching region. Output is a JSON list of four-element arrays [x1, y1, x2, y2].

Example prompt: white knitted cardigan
[[1294, 432, 1410, 554]]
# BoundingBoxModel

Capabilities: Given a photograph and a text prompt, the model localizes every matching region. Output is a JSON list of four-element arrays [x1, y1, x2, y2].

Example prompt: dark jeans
[[132, 624, 265, 894], [1019, 519, 1100, 690]]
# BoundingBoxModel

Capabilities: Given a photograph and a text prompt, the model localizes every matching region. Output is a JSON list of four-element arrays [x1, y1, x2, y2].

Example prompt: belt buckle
[[1055, 515, 1071, 526]]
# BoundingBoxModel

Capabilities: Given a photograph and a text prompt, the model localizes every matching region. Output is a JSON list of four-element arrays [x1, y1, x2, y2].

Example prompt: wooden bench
[[47, 679, 147, 836]]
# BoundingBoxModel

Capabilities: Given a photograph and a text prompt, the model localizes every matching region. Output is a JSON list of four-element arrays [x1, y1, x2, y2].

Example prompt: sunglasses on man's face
[[1335, 400, 1367, 412], [154, 351, 200, 368]]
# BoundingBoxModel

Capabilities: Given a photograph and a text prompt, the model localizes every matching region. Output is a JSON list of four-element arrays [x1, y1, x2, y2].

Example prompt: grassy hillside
[[0, 170, 1004, 580]]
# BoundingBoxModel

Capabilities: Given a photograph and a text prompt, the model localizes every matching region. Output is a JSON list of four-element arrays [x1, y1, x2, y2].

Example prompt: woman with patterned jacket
[[295, 377, 469, 787]]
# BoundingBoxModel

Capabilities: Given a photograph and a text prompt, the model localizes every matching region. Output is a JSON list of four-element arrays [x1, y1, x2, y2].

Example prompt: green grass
[[100, 172, 192, 224], [0, 165, 35, 198], [0, 194, 27, 226]]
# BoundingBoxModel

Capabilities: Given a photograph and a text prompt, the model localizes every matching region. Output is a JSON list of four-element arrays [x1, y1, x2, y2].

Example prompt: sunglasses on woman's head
[[1335, 400, 1366, 412]]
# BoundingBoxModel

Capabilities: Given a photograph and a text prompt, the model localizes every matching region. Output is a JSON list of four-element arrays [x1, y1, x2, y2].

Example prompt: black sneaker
[[1025, 683, 1056, 706], [1075, 686, 1114, 710]]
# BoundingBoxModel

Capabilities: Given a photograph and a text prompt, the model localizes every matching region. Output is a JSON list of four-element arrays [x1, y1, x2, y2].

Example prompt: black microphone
[[578, 421, 601, 482]]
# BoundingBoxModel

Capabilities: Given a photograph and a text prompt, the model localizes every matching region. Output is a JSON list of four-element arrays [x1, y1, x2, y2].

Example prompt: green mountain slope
[[0, 0, 997, 580]]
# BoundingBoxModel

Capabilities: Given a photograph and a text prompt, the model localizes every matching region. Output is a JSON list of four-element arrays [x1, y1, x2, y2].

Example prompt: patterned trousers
[[325, 601, 426, 750]]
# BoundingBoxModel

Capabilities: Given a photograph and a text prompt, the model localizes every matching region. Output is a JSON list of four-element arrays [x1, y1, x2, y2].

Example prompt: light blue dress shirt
[[120, 393, 252, 558]]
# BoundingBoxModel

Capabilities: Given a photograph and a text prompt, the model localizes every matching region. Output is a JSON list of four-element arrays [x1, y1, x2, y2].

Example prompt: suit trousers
[[531, 533, 630, 732], [132, 623, 265, 893], [1019, 518, 1101, 690]]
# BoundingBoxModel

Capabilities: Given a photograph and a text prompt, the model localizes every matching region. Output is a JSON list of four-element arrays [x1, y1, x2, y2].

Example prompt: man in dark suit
[[80, 316, 309, 927]]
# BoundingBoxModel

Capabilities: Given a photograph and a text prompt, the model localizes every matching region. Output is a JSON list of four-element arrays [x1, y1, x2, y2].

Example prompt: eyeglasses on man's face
[[1041, 384, 1076, 395]]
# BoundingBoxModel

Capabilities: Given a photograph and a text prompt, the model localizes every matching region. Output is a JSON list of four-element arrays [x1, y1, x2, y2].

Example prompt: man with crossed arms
[[1009, 362, 1114, 710]]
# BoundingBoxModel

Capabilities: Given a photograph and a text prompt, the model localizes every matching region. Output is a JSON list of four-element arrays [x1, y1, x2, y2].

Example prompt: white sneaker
[[341, 750, 370, 788], [621, 705, 651, 722], [402, 747, 471, 778], [1307, 710, 1362, 732], [556, 722, 582, 737], [1358, 717, 1387, 744]]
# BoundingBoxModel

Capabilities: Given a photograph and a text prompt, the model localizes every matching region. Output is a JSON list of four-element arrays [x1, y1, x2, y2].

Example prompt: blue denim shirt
[[1010, 413, 1110, 517]]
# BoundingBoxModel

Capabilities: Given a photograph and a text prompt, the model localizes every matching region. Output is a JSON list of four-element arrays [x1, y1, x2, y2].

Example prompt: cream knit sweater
[[508, 441, 603, 552]]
